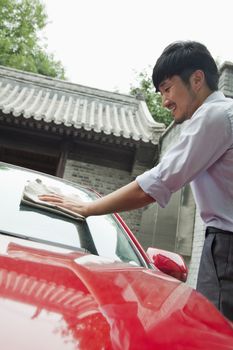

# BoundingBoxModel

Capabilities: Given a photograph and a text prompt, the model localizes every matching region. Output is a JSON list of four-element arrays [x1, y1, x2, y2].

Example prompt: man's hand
[[38, 194, 89, 218], [39, 180, 155, 218]]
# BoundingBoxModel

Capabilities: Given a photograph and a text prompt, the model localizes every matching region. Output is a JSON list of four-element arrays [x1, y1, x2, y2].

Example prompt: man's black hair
[[152, 41, 219, 92]]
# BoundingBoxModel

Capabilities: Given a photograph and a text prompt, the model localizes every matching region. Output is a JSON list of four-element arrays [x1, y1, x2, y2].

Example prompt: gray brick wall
[[63, 159, 146, 240], [160, 123, 184, 156], [186, 210, 205, 288]]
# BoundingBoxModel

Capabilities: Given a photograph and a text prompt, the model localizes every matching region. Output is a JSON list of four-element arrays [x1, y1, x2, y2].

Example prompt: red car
[[1, 162, 233, 350]]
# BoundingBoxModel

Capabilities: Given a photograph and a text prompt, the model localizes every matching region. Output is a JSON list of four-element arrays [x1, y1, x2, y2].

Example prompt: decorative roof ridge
[[0, 65, 138, 105], [138, 100, 165, 129]]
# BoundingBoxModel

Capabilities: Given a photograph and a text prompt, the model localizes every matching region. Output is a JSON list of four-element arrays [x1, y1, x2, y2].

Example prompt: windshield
[[0, 163, 144, 267]]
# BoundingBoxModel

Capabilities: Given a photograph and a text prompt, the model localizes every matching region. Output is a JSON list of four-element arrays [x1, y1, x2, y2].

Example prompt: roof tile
[[0, 65, 165, 144]]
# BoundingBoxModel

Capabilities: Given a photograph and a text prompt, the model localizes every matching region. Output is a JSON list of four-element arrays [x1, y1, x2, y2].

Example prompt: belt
[[206, 226, 233, 236]]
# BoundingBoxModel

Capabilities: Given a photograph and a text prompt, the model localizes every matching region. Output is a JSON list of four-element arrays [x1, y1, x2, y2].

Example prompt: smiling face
[[159, 71, 210, 124]]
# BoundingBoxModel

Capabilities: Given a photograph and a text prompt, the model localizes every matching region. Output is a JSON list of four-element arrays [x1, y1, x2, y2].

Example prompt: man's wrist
[[81, 202, 91, 218]]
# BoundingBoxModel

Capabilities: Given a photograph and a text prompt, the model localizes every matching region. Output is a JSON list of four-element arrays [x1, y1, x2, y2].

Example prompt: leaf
[[0, 0, 66, 79], [130, 68, 172, 127]]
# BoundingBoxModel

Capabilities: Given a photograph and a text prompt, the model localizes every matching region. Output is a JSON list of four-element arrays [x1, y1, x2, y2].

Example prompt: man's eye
[[164, 87, 170, 92]]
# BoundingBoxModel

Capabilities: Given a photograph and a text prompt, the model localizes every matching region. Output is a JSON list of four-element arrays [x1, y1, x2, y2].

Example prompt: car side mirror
[[146, 247, 188, 282]]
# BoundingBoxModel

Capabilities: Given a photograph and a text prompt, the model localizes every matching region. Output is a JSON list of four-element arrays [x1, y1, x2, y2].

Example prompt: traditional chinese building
[[0, 65, 165, 240]]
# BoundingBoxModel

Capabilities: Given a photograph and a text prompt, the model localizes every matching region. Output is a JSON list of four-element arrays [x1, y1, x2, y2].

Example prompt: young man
[[39, 41, 233, 321]]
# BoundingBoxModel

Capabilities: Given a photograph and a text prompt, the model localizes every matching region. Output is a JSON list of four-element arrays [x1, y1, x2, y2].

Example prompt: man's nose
[[162, 96, 169, 108]]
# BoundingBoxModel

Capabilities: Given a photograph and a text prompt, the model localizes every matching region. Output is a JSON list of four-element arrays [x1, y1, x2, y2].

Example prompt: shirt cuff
[[136, 170, 172, 208]]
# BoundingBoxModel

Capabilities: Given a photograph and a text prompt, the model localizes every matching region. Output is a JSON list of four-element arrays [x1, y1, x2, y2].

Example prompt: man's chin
[[174, 119, 184, 125], [173, 114, 189, 124]]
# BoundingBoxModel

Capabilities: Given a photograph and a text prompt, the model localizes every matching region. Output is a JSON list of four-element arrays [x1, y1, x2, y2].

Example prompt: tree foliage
[[130, 69, 173, 127], [0, 0, 65, 79]]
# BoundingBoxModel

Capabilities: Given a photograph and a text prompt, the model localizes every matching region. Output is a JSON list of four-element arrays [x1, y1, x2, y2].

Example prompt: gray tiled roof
[[0, 66, 164, 144]]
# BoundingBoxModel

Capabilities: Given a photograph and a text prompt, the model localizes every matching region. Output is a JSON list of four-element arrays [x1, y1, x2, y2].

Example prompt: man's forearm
[[84, 180, 155, 217]]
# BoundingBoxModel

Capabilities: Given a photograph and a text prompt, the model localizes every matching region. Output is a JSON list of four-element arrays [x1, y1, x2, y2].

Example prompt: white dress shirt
[[136, 91, 233, 231]]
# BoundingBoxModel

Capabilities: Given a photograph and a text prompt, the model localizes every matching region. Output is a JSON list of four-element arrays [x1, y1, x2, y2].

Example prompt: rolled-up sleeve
[[137, 169, 172, 207], [136, 101, 233, 208]]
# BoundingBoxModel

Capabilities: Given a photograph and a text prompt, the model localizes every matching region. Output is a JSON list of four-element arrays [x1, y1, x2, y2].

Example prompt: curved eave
[[0, 66, 165, 145]]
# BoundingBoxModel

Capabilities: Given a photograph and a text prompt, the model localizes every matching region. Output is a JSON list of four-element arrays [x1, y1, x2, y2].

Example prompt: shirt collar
[[190, 91, 225, 121], [203, 90, 225, 105]]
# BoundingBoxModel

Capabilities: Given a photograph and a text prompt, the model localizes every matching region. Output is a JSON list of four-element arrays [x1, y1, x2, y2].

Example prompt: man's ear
[[190, 70, 205, 92]]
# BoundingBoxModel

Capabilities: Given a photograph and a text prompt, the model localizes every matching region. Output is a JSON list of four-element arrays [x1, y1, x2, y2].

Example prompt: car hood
[[1, 242, 233, 350]]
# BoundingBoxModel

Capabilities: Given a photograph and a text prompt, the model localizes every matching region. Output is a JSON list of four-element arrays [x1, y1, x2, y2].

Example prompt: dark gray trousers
[[196, 226, 233, 321]]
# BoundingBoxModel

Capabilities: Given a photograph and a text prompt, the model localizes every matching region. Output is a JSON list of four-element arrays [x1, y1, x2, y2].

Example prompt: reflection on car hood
[[1, 243, 233, 350]]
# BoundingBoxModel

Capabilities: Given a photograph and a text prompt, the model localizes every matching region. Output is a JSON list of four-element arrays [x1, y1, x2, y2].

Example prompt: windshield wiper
[[0, 229, 90, 253]]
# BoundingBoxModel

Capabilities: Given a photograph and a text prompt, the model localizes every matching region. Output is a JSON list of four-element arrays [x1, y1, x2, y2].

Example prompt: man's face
[[159, 75, 201, 124]]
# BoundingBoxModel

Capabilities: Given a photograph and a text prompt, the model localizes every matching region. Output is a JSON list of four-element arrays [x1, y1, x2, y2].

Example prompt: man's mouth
[[168, 104, 176, 115]]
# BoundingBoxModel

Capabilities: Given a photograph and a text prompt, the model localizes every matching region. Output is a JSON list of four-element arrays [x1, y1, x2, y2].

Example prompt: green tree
[[130, 69, 173, 127], [0, 0, 65, 79]]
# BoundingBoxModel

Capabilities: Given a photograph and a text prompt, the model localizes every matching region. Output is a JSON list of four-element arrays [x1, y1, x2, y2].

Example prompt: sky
[[42, 0, 233, 94]]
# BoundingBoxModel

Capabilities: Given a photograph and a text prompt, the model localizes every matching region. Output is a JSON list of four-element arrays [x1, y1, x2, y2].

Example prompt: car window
[[0, 164, 144, 267], [87, 215, 142, 266]]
